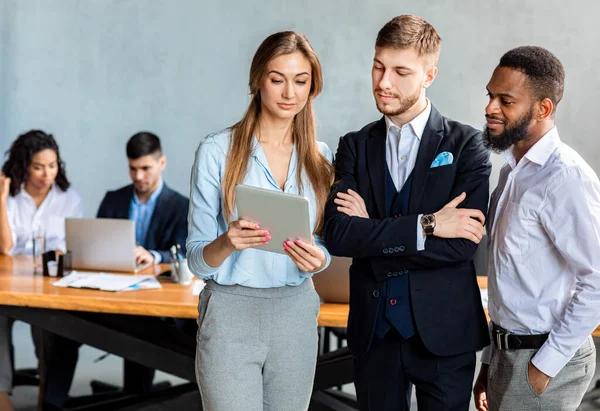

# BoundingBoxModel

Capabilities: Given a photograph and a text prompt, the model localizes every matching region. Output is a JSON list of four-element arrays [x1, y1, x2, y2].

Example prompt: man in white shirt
[[473, 46, 600, 411]]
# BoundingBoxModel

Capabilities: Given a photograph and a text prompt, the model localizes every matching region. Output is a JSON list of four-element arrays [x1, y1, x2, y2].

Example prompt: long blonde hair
[[222, 31, 334, 234]]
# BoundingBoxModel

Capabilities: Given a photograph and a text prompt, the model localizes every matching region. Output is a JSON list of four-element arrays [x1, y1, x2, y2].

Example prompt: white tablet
[[235, 184, 312, 255]]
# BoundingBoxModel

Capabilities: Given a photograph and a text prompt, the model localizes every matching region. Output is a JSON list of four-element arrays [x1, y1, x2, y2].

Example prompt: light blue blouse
[[186, 129, 333, 288]]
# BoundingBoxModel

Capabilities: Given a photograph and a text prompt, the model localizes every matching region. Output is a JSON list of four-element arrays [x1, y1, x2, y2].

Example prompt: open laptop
[[65, 218, 151, 273], [313, 256, 352, 304]]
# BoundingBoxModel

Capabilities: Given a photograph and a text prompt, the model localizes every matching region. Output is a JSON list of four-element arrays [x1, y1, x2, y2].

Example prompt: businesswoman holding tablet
[[0, 130, 83, 411], [187, 31, 334, 410]]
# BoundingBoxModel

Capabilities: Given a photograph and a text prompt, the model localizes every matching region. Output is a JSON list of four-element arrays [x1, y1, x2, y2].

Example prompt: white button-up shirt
[[385, 100, 431, 251], [6, 184, 83, 255], [482, 126, 600, 377]]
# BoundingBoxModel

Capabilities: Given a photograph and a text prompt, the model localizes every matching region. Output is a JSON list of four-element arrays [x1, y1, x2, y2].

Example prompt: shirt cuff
[[481, 344, 492, 364], [416, 214, 426, 251], [187, 243, 220, 279], [531, 341, 572, 378], [149, 250, 162, 264]]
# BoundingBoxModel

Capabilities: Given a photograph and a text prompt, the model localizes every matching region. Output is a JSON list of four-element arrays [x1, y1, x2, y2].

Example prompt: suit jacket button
[[399, 245, 406, 252], [393, 272, 399, 277], [387, 272, 393, 277], [389, 298, 397, 306], [383, 249, 389, 254], [394, 247, 400, 253], [372, 290, 380, 298]]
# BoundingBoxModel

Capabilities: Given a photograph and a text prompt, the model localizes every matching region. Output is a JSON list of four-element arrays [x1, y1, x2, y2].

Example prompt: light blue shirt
[[129, 180, 164, 263], [186, 129, 333, 288], [385, 100, 432, 250]]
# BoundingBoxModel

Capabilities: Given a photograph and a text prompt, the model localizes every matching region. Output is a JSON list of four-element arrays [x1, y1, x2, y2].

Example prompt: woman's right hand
[[225, 219, 271, 251], [0, 173, 10, 203]]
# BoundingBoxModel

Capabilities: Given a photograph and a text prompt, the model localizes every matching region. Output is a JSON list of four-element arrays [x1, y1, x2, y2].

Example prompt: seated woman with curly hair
[[0, 130, 82, 411]]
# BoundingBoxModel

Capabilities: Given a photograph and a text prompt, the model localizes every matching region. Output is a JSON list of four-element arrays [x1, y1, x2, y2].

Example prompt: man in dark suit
[[324, 15, 491, 411], [40, 132, 190, 411], [94, 131, 189, 391]]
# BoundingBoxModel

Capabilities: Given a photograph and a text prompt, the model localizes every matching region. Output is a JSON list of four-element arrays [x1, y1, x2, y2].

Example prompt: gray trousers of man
[[488, 335, 596, 411], [196, 279, 320, 411]]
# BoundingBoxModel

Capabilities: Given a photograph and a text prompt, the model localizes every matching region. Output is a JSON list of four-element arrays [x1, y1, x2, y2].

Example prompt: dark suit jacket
[[96, 183, 189, 263], [324, 106, 491, 357]]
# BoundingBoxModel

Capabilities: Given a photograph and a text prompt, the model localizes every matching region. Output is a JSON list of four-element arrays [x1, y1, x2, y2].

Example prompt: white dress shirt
[[6, 184, 84, 255], [385, 99, 431, 251], [482, 127, 600, 377]]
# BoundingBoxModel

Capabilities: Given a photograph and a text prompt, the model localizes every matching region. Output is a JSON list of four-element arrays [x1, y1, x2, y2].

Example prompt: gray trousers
[[195, 279, 320, 411], [488, 335, 595, 411]]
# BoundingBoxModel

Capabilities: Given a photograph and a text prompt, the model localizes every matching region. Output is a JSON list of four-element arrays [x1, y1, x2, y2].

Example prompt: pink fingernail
[[295, 239, 301, 244], [263, 241, 269, 245], [286, 240, 293, 247], [265, 235, 272, 240], [264, 231, 270, 237], [254, 224, 260, 229]]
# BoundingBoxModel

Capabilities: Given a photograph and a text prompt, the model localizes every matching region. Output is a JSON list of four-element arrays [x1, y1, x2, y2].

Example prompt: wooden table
[[0, 255, 349, 327]]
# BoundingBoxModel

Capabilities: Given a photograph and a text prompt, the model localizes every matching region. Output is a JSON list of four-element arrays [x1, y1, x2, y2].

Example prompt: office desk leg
[[36, 330, 47, 411]]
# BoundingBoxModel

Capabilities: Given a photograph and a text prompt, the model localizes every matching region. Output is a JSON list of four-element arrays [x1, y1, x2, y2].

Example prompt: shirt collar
[[384, 99, 431, 141], [503, 126, 560, 168], [133, 179, 164, 205], [17, 182, 56, 203]]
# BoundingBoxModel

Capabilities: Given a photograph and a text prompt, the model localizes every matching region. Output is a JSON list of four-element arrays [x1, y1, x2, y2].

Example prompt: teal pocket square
[[431, 152, 454, 168]]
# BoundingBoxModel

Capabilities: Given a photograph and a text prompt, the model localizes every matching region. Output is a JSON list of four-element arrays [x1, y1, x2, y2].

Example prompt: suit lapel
[[146, 185, 171, 250], [121, 186, 134, 219], [366, 118, 388, 218], [408, 106, 444, 213]]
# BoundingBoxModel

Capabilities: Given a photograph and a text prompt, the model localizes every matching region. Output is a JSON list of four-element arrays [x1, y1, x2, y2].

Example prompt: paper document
[[53, 271, 161, 292]]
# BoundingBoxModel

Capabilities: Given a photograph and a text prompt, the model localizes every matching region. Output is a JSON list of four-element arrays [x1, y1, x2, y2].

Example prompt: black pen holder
[[42, 250, 72, 277]]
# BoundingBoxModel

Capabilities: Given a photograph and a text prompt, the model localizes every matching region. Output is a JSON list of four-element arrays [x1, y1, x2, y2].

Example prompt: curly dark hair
[[1, 130, 70, 196], [499, 46, 565, 114]]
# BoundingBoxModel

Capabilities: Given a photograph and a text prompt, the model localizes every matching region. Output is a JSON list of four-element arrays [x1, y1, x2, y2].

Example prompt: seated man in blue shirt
[[97, 131, 188, 265], [41, 132, 190, 411]]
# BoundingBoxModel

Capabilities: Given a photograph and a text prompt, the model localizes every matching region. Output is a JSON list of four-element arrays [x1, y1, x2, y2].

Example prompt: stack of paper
[[52, 271, 161, 292]]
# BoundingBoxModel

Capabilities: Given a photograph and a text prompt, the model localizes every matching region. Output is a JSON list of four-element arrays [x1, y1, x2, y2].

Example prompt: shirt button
[[389, 298, 397, 306], [400, 155, 406, 161], [372, 290, 380, 298]]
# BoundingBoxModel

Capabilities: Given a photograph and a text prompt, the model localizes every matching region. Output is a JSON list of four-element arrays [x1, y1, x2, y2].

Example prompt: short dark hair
[[126, 132, 162, 159], [2, 130, 70, 196], [498, 46, 565, 113], [376, 15, 441, 63]]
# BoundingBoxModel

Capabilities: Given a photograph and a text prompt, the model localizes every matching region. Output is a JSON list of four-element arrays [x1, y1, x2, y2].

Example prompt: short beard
[[483, 107, 534, 153], [375, 89, 420, 117]]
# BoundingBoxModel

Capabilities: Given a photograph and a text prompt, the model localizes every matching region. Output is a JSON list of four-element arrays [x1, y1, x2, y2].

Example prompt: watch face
[[422, 214, 435, 225]]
